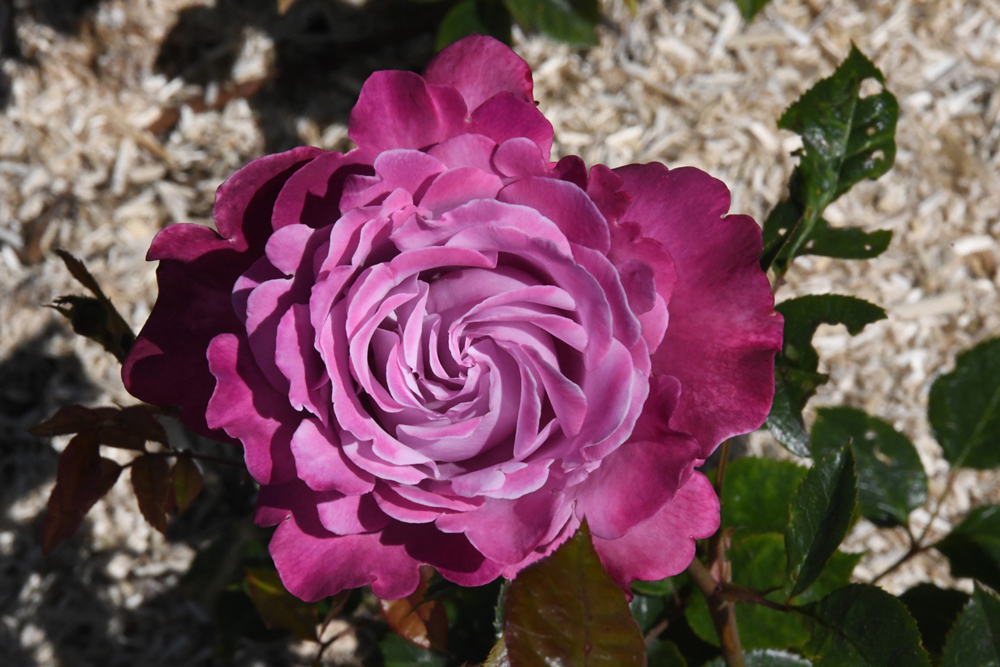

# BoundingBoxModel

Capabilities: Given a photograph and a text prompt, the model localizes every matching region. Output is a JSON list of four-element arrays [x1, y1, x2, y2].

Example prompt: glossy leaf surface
[[767, 295, 886, 455], [928, 337, 1000, 470], [898, 583, 969, 659], [935, 505, 1000, 592], [761, 46, 897, 274], [503, 0, 597, 46], [505, 521, 645, 667], [806, 585, 930, 667], [722, 457, 807, 533], [812, 407, 926, 527], [942, 584, 1000, 667], [786, 446, 857, 596], [707, 649, 813, 666]]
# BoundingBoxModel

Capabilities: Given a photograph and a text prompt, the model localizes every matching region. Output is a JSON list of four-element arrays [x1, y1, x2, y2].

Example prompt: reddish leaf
[[130, 454, 172, 534], [380, 566, 448, 653], [30, 404, 101, 437], [171, 453, 203, 515], [245, 568, 318, 641], [41, 433, 122, 555], [31, 404, 167, 451], [504, 521, 646, 667], [52, 250, 135, 362]]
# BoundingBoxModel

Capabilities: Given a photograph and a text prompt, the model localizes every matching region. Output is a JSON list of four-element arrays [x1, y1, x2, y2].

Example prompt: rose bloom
[[124, 36, 782, 600]]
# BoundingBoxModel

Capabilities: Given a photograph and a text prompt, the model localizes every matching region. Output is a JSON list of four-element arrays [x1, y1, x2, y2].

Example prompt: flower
[[123, 35, 783, 601]]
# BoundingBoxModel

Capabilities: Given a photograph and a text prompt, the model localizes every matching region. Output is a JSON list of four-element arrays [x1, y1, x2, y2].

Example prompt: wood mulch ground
[[1, 0, 998, 663]]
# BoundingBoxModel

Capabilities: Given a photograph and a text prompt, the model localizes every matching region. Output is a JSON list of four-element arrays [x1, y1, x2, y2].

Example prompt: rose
[[123, 35, 783, 601]]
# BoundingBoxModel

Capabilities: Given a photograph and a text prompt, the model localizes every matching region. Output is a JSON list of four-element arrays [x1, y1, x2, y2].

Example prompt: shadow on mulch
[[0, 326, 302, 665], [153, 0, 456, 152]]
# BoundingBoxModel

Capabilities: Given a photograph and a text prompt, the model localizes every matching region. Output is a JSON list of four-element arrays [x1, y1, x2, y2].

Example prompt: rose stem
[[687, 559, 746, 667]]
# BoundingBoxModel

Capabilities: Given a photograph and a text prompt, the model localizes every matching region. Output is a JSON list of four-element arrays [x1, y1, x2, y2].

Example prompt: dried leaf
[[381, 566, 448, 653]]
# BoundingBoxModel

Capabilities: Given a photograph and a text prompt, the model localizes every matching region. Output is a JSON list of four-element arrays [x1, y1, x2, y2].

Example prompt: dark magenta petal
[[349, 71, 467, 155], [615, 163, 784, 456], [205, 333, 298, 484], [468, 94, 554, 162], [423, 34, 533, 112], [123, 147, 320, 441], [592, 472, 720, 591], [271, 150, 371, 231]]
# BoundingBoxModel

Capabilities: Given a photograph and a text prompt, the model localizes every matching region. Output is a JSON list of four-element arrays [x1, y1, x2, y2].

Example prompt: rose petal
[[498, 176, 611, 253], [615, 163, 783, 456], [592, 471, 720, 591], [349, 71, 467, 155], [423, 34, 533, 111], [205, 333, 298, 484], [289, 418, 376, 495], [468, 93, 553, 162]]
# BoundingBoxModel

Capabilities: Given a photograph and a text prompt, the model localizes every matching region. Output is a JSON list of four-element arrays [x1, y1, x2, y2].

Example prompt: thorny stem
[[870, 468, 957, 585], [687, 559, 746, 667]]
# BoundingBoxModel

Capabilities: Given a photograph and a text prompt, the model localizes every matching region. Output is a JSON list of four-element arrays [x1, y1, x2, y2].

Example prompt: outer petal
[[383, 522, 506, 588], [423, 35, 534, 111], [123, 147, 319, 440], [615, 163, 783, 456], [468, 94, 553, 162], [205, 334, 298, 484], [575, 434, 701, 540], [269, 516, 421, 602], [349, 71, 467, 155], [592, 471, 720, 591]]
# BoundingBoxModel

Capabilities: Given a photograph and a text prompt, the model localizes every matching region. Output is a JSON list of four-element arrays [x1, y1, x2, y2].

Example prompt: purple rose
[[123, 36, 783, 600]]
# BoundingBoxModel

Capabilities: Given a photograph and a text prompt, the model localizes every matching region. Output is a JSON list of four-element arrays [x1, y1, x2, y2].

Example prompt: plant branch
[[124, 449, 243, 468], [870, 468, 956, 585], [687, 559, 745, 667]]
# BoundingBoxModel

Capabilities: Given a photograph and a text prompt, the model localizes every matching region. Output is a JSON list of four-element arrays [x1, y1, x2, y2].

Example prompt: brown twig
[[687, 559, 746, 667]]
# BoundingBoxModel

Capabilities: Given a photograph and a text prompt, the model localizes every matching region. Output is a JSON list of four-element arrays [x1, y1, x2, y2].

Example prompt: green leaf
[[630, 594, 666, 634], [244, 567, 318, 642], [812, 407, 927, 528], [760, 45, 898, 274], [804, 218, 893, 260], [935, 505, 1000, 593], [379, 632, 448, 667], [734, 0, 772, 21], [928, 337, 1000, 470], [707, 649, 813, 666], [942, 584, 1000, 667], [767, 295, 887, 456], [722, 457, 808, 533], [685, 534, 859, 650], [786, 446, 858, 596], [647, 639, 688, 666], [899, 583, 970, 659], [440, 579, 504, 665], [505, 521, 645, 667], [503, 0, 597, 46], [436, 0, 512, 50], [806, 584, 931, 667], [631, 576, 677, 597]]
